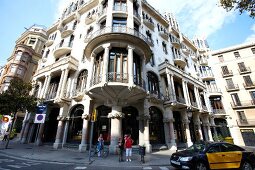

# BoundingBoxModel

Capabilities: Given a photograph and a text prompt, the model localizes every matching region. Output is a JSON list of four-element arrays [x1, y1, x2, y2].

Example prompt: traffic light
[[2, 116, 9, 123], [91, 109, 97, 122]]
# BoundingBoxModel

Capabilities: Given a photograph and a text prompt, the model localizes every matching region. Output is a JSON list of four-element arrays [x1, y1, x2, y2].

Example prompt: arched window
[[147, 71, 159, 95], [93, 51, 104, 84], [76, 70, 88, 92]]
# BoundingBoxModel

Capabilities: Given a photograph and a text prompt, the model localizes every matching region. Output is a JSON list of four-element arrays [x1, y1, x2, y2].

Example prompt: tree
[[219, 0, 255, 18], [0, 78, 37, 149]]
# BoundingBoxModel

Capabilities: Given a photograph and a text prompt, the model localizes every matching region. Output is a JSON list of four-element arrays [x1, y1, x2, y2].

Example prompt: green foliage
[[0, 78, 38, 115], [219, 0, 255, 18], [213, 134, 225, 142]]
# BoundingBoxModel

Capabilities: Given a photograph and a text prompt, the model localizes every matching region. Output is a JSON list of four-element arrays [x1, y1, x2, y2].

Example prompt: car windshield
[[185, 143, 206, 152]]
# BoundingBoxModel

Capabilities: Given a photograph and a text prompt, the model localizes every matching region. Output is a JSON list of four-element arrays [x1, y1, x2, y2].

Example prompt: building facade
[[211, 42, 255, 146], [19, 0, 224, 153], [0, 25, 47, 133]]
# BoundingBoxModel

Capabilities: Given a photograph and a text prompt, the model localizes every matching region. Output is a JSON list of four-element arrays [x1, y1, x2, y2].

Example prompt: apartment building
[[194, 38, 230, 142], [19, 0, 221, 153], [211, 42, 255, 146], [0, 25, 47, 132]]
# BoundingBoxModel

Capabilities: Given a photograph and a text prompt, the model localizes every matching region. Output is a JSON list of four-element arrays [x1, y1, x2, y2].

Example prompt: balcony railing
[[231, 100, 255, 109], [236, 119, 255, 126], [222, 70, 233, 77], [212, 109, 226, 115], [243, 82, 255, 89], [191, 101, 198, 108], [238, 67, 251, 74], [113, 4, 127, 12], [226, 84, 239, 92], [176, 96, 186, 104], [107, 72, 128, 83], [45, 91, 57, 100], [84, 26, 151, 47]]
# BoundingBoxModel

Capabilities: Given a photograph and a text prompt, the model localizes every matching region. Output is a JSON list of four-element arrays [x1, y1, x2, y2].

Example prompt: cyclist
[[97, 134, 104, 157]]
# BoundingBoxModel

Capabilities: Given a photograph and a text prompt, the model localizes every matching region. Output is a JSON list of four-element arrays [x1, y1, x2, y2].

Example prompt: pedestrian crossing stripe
[[74, 167, 87, 169]]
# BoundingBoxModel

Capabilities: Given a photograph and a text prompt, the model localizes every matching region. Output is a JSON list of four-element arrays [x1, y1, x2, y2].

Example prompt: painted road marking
[[74, 167, 87, 169]]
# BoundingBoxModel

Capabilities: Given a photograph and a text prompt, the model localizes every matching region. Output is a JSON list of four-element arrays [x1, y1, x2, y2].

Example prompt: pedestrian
[[97, 134, 104, 157], [118, 137, 124, 162], [124, 134, 133, 162], [2, 131, 9, 141]]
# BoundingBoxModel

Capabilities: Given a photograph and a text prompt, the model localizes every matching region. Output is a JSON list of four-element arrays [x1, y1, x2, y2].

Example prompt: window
[[226, 78, 235, 89], [162, 41, 167, 54], [250, 91, 255, 102], [76, 70, 88, 92], [108, 48, 128, 82], [237, 111, 248, 123], [231, 93, 241, 106], [10, 65, 17, 73], [243, 75, 253, 86], [87, 26, 93, 35], [251, 48, 255, 54], [218, 55, 224, 62], [220, 143, 244, 152], [150, 53, 155, 66], [73, 20, 77, 30], [15, 51, 23, 61], [21, 53, 29, 63], [45, 50, 50, 58], [221, 66, 230, 75], [238, 62, 247, 72], [114, 0, 127, 11], [147, 71, 159, 95], [112, 17, 127, 32], [133, 53, 142, 86], [29, 37, 36, 45], [17, 67, 25, 76], [69, 35, 74, 47], [234, 51, 240, 58]]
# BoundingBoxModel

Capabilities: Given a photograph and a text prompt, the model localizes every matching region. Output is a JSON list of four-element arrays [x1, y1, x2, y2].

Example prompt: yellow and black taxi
[[170, 142, 255, 170]]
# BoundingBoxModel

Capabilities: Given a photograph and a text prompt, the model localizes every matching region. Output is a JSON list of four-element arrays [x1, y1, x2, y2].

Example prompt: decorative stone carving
[[107, 112, 124, 119]]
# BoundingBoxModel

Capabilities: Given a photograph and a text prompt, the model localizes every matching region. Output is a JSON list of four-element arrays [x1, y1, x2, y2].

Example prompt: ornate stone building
[[19, 0, 225, 153]]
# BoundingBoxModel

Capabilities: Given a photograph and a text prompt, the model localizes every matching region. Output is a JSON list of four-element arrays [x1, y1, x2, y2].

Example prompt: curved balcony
[[86, 73, 147, 105], [61, 26, 74, 38], [53, 42, 73, 58], [171, 39, 181, 49], [173, 55, 186, 68], [200, 71, 214, 81], [143, 18, 155, 30], [133, 11, 141, 25], [84, 26, 152, 63], [182, 48, 190, 56], [207, 85, 222, 97], [190, 54, 197, 62], [85, 14, 97, 25], [45, 39, 54, 47], [159, 30, 168, 41], [199, 57, 208, 66], [97, 8, 107, 23]]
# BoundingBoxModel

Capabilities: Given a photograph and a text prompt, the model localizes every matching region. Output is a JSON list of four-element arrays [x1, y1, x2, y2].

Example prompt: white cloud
[[245, 24, 255, 43], [147, 0, 236, 39]]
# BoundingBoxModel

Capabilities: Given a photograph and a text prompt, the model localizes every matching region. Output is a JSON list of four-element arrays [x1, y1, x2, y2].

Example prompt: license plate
[[171, 160, 180, 165]]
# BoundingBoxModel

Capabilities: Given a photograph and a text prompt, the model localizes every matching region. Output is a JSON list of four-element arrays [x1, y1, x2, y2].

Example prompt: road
[[0, 153, 176, 170]]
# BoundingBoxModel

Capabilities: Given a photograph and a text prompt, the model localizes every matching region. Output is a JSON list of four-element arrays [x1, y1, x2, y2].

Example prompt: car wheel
[[196, 162, 208, 170], [241, 161, 253, 170]]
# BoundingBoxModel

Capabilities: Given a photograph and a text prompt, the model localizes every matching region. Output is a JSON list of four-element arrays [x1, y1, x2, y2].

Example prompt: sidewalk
[[0, 141, 175, 167]]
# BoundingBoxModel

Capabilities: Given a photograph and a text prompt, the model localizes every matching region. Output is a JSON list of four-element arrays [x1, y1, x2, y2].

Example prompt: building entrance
[[122, 106, 139, 145], [67, 105, 83, 143]]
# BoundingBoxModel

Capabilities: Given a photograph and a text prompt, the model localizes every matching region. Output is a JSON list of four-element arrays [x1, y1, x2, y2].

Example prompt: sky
[[0, 0, 254, 66]]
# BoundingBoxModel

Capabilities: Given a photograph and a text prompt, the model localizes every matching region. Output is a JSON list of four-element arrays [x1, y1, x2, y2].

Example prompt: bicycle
[[90, 146, 109, 158]]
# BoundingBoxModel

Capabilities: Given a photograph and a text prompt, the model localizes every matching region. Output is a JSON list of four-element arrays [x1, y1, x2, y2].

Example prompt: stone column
[[102, 44, 110, 83], [182, 80, 190, 106], [193, 113, 202, 141], [56, 69, 65, 98], [169, 119, 177, 150], [79, 114, 90, 152], [208, 123, 213, 141], [163, 118, 171, 145], [182, 112, 193, 147], [19, 111, 29, 141], [108, 105, 123, 154], [166, 73, 176, 101], [53, 119, 64, 149], [27, 124, 36, 143], [35, 123, 45, 146], [143, 115, 152, 153], [42, 74, 52, 99], [60, 69, 70, 98], [127, 45, 134, 86], [40, 76, 48, 98], [62, 119, 69, 147], [194, 87, 202, 109]]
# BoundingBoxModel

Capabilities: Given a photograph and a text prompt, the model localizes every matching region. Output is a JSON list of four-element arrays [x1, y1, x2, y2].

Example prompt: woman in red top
[[124, 134, 133, 162]]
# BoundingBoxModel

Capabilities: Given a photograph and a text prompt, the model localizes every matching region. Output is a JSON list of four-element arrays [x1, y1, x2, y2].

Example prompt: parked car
[[170, 141, 255, 170]]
